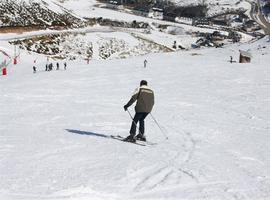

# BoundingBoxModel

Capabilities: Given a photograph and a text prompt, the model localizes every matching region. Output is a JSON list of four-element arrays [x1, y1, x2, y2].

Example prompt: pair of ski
[[110, 135, 156, 146]]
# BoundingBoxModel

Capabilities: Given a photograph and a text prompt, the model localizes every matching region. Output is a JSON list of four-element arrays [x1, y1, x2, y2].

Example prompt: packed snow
[[1, 31, 270, 200], [1, 0, 270, 199]]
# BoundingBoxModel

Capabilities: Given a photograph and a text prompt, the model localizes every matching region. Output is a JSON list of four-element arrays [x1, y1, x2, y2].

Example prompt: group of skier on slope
[[33, 62, 67, 73]]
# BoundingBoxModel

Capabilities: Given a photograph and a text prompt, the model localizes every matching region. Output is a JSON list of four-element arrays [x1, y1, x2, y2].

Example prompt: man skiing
[[123, 80, 154, 142], [144, 59, 147, 68], [33, 66, 37, 73]]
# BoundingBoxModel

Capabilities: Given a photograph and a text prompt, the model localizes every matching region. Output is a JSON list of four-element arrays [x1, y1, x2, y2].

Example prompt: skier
[[144, 59, 147, 68], [56, 62, 60, 70], [173, 41, 177, 49], [33, 66, 36, 73], [49, 63, 53, 71], [64, 62, 67, 70], [45, 64, 48, 71], [123, 80, 154, 142]]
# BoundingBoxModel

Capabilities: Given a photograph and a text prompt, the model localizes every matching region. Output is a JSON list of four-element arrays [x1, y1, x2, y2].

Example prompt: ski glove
[[124, 105, 128, 111]]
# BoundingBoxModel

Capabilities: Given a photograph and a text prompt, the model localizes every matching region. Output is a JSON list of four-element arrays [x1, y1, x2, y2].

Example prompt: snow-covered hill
[[173, 0, 250, 15], [0, 0, 252, 28], [1, 34, 270, 199], [9, 29, 172, 60], [0, 0, 256, 60], [58, 0, 251, 17], [0, 0, 83, 28]]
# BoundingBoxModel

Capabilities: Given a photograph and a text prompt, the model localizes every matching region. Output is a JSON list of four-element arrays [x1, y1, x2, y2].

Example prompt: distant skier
[[144, 59, 147, 68], [49, 63, 53, 71], [230, 56, 236, 63], [64, 62, 67, 70], [173, 41, 177, 49], [56, 62, 60, 70], [45, 64, 48, 71], [123, 80, 155, 142], [33, 66, 36, 73]]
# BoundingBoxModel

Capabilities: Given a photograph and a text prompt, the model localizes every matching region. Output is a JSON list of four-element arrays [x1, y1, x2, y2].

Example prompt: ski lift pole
[[150, 113, 169, 140]]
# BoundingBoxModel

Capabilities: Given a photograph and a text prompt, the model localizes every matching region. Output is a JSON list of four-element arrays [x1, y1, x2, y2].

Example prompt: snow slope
[[58, 0, 251, 17], [0, 0, 82, 28], [0, 0, 252, 28], [173, 0, 250, 15], [1, 36, 270, 199]]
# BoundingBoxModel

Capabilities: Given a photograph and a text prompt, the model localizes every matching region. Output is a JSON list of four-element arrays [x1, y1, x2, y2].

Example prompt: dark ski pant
[[130, 112, 149, 137]]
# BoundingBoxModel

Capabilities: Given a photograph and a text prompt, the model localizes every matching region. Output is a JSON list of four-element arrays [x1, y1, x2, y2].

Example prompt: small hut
[[149, 8, 163, 20], [239, 50, 252, 63]]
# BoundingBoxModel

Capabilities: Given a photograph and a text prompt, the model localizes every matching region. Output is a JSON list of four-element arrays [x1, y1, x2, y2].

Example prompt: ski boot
[[123, 135, 136, 143], [135, 134, 146, 142]]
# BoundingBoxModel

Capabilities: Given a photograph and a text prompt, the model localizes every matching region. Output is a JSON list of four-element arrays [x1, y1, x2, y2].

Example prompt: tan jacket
[[126, 85, 154, 113]]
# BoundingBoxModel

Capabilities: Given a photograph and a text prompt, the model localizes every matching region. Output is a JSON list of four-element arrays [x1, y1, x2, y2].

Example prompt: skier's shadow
[[66, 129, 110, 139]]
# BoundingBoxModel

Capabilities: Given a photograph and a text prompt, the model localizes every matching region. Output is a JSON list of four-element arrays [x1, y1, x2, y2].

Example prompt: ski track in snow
[[132, 131, 198, 192], [1, 23, 270, 200]]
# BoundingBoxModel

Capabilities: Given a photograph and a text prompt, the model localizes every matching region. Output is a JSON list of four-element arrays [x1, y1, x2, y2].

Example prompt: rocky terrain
[[9, 31, 169, 60], [0, 0, 82, 28]]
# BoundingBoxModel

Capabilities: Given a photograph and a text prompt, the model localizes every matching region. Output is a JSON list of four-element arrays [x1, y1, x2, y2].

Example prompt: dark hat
[[140, 80, 147, 86]]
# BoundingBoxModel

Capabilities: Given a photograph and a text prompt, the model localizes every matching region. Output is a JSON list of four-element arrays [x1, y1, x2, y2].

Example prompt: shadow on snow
[[66, 129, 147, 146], [66, 129, 110, 138]]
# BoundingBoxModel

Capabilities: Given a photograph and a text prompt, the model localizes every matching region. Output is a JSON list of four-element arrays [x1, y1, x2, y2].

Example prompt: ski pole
[[127, 109, 144, 136], [150, 113, 169, 140], [128, 109, 168, 140], [127, 109, 133, 119]]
